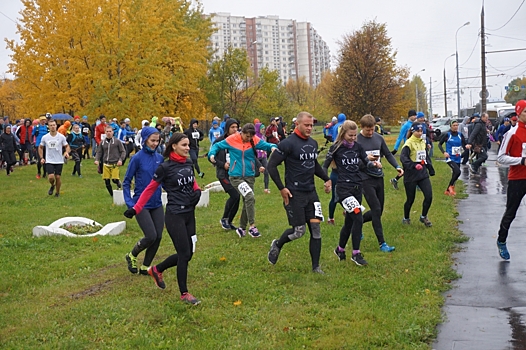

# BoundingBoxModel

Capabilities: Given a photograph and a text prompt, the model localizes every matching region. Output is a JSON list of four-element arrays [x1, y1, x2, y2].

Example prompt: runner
[[124, 132, 202, 305], [437, 120, 466, 196], [33, 116, 49, 179], [208, 123, 276, 238], [67, 124, 86, 177], [390, 109, 418, 189], [94, 126, 126, 197], [123, 127, 164, 275], [0, 125, 18, 175], [210, 118, 241, 231], [184, 119, 204, 178], [400, 122, 435, 227], [267, 112, 331, 273], [38, 119, 70, 197], [357, 114, 402, 252], [255, 122, 271, 194]]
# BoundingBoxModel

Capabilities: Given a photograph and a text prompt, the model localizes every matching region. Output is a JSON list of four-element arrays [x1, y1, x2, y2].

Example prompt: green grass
[[0, 132, 466, 349]]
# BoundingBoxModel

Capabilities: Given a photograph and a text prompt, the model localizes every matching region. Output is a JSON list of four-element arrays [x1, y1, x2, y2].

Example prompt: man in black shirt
[[267, 111, 331, 273]]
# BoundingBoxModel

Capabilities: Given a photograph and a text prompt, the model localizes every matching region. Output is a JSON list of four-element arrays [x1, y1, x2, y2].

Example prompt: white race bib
[[226, 152, 230, 164], [366, 150, 381, 163], [314, 201, 323, 219], [451, 146, 461, 155], [47, 140, 58, 150], [213, 132, 220, 138], [341, 196, 365, 214], [421, 133, 426, 140], [191, 235, 197, 253], [237, 182, 253, 197], [82, 127, 89, 134], [522, 143, 526, 158], [416, 150, 426, 162], [192, 131, 199, 139]]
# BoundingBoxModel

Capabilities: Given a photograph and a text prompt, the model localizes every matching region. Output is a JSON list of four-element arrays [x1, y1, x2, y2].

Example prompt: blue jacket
[[32, 124, 49, 146], [394, 120, 413, 151], [123, 127, 164, 209], [330, 113, 347, 141], [209, 125, 224, 144], [208, 133, 276, 177]]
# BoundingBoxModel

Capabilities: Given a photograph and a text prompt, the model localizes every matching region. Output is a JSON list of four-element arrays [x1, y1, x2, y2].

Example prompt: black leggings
[[362, 177, 385, 244], [221, 182, 240, 223], [498, 180, 526, 243], [447, 161, 461, 188], [132, 206, 164, 266], [189, 149, 201, 174], [3, 151, 16, 175], [339, 199, 364, 251], [404, 177, 433, 219], [156, 211, 195, 295]]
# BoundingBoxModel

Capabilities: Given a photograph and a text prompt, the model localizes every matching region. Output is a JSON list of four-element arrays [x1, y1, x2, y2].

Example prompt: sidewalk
[[433, 147, 526, 349]]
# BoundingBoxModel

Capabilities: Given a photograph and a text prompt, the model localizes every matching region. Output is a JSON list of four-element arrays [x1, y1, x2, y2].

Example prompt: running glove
[[391, 149, 397, 155], [124, 208, 137, 218]]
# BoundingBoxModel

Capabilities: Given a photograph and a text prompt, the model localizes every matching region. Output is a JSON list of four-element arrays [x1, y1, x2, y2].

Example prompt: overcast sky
[[1, 0, 525, 115]]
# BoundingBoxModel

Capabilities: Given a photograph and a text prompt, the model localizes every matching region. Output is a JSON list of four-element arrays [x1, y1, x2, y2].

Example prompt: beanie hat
[[212, 120, 218, 125], [515, 100, 526, 116], [416, 112, 425, 119], [410, 122, 424, 132], [331, 116, 337, 122], [408, 110, 417, 117], [375, 117, 381, 123]]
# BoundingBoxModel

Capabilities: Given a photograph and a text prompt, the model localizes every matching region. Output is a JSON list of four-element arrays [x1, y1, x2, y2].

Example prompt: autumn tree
[[249, 67, 295, 122], [0, 78, 20, 119], [6, 0, 212, 126], [331, 20, 408, 121], [504, 77, 526, 105]]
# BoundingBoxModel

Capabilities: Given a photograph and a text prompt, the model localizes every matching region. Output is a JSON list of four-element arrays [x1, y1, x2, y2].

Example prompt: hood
[[224, 118, 239, 136], [151, 116, 158, 123], [141, 119, 149, 127], [255, 122, 263, 138], [63, 120, 71, 128], [337, 113, 346, 123], [141, 127, 160, 147], [462, 116, 470, 124], [189, 118, 198, 127]]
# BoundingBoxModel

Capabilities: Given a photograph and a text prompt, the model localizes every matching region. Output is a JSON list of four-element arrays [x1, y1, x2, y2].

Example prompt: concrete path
[[433, 147, 526, 350]]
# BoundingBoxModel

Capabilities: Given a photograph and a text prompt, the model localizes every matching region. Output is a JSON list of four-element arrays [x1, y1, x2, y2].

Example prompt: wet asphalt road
[[433, 147, 526, 350]]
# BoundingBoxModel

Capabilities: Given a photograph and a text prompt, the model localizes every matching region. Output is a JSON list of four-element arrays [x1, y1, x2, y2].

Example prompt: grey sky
[[2, 0, 525, 115]]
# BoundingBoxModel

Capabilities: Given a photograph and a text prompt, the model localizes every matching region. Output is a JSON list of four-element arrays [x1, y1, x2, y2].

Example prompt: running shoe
[[379, 242, 395, 252], [139, 265, 149, 275], [402, 218, 411, 225], [264, 189, 270, 194], [220, 218, 230, 230], [268, 239, 281, 265], [248, 226, 261, 238], [54, 193, 60, 198], [48, 185, 55, 195], [228, 223, 237, 230], [497, 240, 510, 260], [312, 266, 325, 274], [327, 218, 335, 225], [334, 247, 346, 261], [448, 186, 456, 196], [116, 180, 122, 189], [180, 292, 201, 305], [36, 174, 41, 179], [351, 252, 368, 266], [148, 266, 166, 289], [420, 216, 432, 227], [125, 252, 138, 274], [236, 227, 246, 238], [198, 172, 205, 178], [390, 178, 399, 190], [469, 164, 478, 174]]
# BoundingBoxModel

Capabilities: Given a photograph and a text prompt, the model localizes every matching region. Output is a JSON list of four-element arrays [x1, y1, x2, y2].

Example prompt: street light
[[415, 68, 425, 112], [456, 21, 470, 117], [443, 53, 455, 117]]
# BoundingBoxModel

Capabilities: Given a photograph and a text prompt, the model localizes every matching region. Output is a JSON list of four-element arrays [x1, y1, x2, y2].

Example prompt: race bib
[[191, 235, 197, 253], [314, 201, 323, 219], [47, 140, 58, 150], [522, 143, 526, 158], [366, 150, 381, 163], [451, 146, 461, 156], [225, 152, 230, 164], [416, 150, 426, 162], [237, 182, 253, 197], [82, 127, 89, 134], [272, 131, 278, 139], [341, 196, 364, 214], [421, 133, 426, 140], [192, 132, 199, 139], [213, 132, 220, 138]]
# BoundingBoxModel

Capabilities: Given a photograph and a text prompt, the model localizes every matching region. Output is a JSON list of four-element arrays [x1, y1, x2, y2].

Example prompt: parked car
[[430, 117, 451, 137]]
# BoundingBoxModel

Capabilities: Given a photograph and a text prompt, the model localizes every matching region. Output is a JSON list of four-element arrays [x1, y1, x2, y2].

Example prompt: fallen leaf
[[425, 289, 430, 294], [220, 256, 227, 262], [92, 237, 99, 242], [233, 300, 242, 306]]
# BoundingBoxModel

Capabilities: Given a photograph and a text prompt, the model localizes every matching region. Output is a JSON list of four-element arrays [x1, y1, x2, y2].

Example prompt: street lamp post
[[415, 68, 425, 112], [455, 21, 470, 117], [443, 53, 455, 117]]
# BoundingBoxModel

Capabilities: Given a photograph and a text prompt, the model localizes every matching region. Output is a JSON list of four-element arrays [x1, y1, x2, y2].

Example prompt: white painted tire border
[[33, 216, 126, 238]]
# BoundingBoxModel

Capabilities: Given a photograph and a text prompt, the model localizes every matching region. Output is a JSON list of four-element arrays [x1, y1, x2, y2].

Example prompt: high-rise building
[[208, 13, 330, 87]]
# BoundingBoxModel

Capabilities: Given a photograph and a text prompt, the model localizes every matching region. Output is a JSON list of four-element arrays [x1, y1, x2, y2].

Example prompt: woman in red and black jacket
[[124, 132, 202, 305], [16, 119, 33, 164]]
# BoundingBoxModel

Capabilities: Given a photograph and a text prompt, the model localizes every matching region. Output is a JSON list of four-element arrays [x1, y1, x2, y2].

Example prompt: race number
[[48, 141, 58, 149], [237, 182, 253, 197], [451, 146, 461, 156], [82, 127, 89, 134], [313, 201, 323, 219], [192, 132, 199, 139], [191, 235, 197, 253], [341, 196, 363, 214], [416, 150, 426, 162], [522, 143, 526, 158], [366, 150, 381, 163], [226, 152, 230, 163]]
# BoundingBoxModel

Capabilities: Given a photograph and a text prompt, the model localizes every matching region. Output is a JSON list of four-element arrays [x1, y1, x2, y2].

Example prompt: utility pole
[[480, 5, 487, 113], [429, 77, 433, 117]]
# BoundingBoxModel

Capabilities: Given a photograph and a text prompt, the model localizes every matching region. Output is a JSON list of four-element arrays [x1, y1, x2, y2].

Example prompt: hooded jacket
[[400, 135, 435, 183], [467, 118, 488, 147], [58, 121, 71, 136], [16, 121, 33, 145], [95, 135, 126, 164], [123, 127, 164, 209], [184, 119, 203, 150], [211, 118, 239, 180], [330, 113, 347, 142]]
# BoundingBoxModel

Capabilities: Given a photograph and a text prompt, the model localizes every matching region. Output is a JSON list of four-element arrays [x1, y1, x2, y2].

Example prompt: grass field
[[0, 131, 466, 349]]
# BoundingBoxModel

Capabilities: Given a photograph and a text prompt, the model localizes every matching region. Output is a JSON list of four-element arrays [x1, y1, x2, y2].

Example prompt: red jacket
[[16, 125, 33, 145], [95, 122, 107, 145]]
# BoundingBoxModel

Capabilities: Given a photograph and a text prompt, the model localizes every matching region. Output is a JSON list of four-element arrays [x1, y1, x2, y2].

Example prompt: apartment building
[[208, 13, 330, 87]]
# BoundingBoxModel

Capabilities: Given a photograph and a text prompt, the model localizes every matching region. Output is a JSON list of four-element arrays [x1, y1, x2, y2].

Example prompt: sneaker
[[139, 265, 149, 275], [469, 164, 478, 174], [236, 227, 246, 238], [180, 292, 201, 305], [248, 226, 261, 238], [351, 252, 368, 266], [448, 185, 456, 196], [444, 189, 452, 196], [497, 240, 510, 260], [327, 218, 335, 225], [268, 239, 281, 265], [312, 266, 325, 274], [228, 223, 237, 230], [420, 216, 432, 227], [379, 242, 395, 252], [334, 247, 346, 261], [125, 253, 138, 274], [116, 180, 122, 189], [390, 178, 399, 190], [78, 175, 83, 178], [402, 218, 411, 225], [220, 218, 230, 230], [48, 185, 55, 195], [54, 193, 60, 198], [147, 266, 166, 289], [198, 172, 205, 178], [36, 174, 41, 179], [264, 189, 270, 194]]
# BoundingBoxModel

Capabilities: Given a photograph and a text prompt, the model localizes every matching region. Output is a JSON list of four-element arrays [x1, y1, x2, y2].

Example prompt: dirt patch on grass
[[70, 279, 114, 299]]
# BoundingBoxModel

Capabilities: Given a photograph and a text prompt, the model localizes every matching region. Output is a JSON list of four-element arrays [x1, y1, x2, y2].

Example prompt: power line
[[486, 57, 526, 72], [460, 34, 480, 67], [486, 0, 525, 31], [0, 11, 18, 24], [487, 33, 526, 43]]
